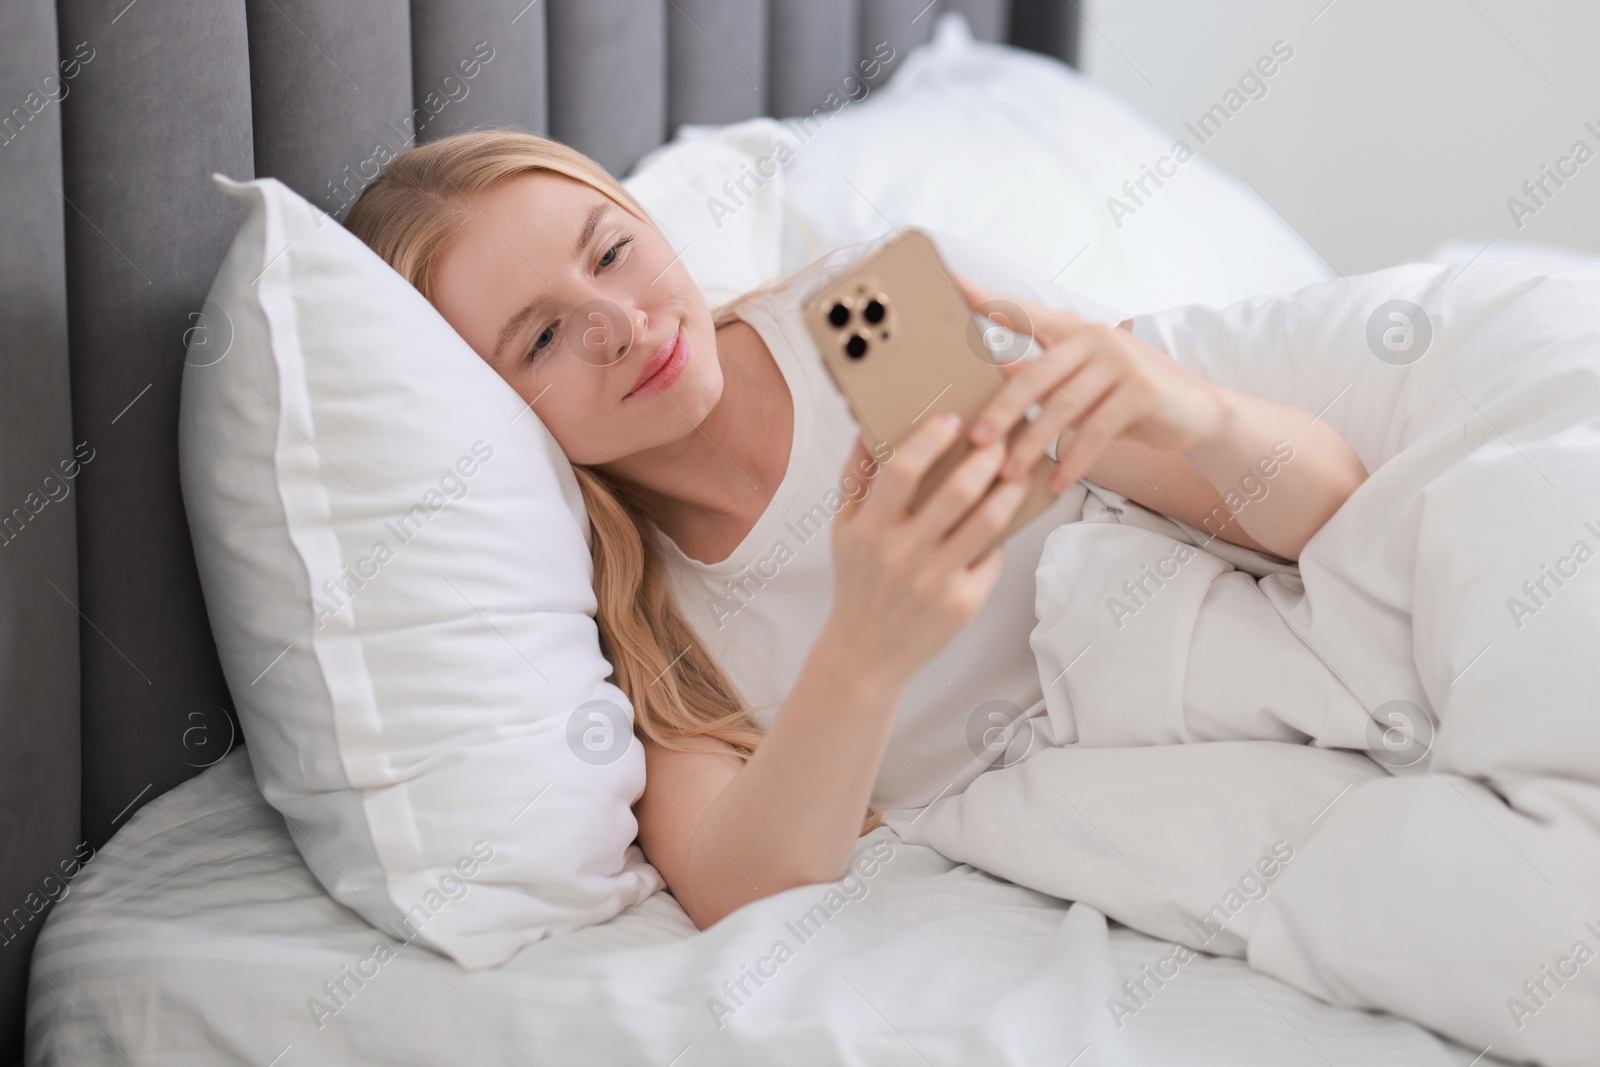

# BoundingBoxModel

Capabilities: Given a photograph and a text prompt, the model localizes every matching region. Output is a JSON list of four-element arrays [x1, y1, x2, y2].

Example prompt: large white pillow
[[179, 175, 661, 970], [679, 12, 1331, 316], [621, 129, 786, 307]]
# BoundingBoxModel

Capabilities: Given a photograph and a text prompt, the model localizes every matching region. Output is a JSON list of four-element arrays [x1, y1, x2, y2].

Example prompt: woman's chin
[[671, 343, 725, 418]]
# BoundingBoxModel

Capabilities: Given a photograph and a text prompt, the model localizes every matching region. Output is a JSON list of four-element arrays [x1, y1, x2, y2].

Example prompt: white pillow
[[1428, 238, 1600, 271], [179, 174, 661, 970], [711, 12, 1332, 315], [622, 128, 787, 307]]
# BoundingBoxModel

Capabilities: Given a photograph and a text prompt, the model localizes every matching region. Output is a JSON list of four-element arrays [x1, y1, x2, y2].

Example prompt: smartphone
[[801, 228, 1059, 553]]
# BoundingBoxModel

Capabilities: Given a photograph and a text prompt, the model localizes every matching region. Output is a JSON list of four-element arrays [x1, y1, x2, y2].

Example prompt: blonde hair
[[344, 128, 880, 833]]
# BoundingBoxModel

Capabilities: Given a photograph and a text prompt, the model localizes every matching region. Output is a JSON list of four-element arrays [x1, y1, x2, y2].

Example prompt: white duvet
[[26, 747, 1477, 1066], [886, 259, 1600, 1066]]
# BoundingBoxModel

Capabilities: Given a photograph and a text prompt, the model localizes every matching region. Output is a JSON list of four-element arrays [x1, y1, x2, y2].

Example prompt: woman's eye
[[599, 237, 632, 269], [526, 324, 556, 363]]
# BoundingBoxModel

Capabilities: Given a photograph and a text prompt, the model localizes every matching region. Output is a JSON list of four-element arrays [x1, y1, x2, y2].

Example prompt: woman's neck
[[596, 319, 793, 563]]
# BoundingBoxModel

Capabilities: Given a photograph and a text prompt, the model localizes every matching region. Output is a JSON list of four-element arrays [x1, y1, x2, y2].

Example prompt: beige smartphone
[[802, 228, 1059, 553]]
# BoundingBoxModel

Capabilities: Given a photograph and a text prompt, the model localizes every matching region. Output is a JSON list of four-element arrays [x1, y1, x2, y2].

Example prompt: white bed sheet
[[28, 748, 1496, 1066]]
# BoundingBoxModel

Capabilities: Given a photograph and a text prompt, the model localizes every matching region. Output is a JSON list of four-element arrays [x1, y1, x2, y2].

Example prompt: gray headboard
[[0, 0, 1077, 1058]]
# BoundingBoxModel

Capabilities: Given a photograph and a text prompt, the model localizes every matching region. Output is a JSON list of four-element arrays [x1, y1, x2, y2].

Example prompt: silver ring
[[1023, 402, 1043, 424]]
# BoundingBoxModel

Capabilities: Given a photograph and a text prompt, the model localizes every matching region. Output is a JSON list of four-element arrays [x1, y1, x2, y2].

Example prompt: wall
[[1082, 0, 1600, 273]]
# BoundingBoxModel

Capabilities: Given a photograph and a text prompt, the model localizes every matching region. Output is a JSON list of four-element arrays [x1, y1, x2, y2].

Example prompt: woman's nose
[[605, 305, 648, 366], [570, 298, 638, 367]]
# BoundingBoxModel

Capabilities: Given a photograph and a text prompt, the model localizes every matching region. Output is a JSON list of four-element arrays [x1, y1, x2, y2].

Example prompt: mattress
[[26, 747, 1499, 1066]]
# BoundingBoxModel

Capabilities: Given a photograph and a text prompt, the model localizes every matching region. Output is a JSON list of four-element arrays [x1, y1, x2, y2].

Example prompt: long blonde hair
[[344, 128, 880, 832]]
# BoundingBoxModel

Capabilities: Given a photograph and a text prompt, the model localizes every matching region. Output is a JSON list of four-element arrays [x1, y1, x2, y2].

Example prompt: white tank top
[[659, 232, 1126, 814]]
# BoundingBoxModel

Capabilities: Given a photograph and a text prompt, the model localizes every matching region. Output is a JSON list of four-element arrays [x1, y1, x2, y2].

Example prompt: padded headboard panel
[[0, 0, 1077, 1058]]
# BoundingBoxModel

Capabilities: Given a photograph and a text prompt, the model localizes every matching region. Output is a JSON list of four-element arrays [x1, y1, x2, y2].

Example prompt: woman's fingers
[[971, 332, 1092, 448], [833, 437, 875, 524], [905, 438, 1008, 545], [858, 412, 963, 524], [1001, 358, 1121, 481], [1052, 384, 1146, 489], [954, 274, 1083, 360], [936, 474, 1032, 570]]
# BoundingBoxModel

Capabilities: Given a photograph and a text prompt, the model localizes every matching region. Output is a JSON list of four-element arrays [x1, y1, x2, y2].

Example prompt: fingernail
[[1002, 455, 1022, 480], [939, 412, 961, 432]]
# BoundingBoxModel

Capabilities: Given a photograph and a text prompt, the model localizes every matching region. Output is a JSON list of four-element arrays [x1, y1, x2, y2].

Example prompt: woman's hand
[[955, 275, 1229, 492], [637, 416, 1031, 929], [826, 414, 1030, 683]]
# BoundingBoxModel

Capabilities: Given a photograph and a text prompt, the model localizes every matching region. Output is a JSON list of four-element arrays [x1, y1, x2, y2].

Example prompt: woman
[[344, 129, 1368, 931]]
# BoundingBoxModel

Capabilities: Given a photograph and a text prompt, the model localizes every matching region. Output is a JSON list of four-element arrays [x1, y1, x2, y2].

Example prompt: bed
[[0, 0, 1521, 1063], [31, 746, 1492, 1065]]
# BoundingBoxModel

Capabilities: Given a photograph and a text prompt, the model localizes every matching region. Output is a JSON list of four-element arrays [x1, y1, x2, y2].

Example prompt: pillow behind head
[[622, 129, 787, 307], [764, 12, 1332, 315], [179, 174, 661, 969]]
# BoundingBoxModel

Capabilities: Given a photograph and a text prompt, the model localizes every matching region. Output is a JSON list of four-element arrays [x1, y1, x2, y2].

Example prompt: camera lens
[[845, 332, 869, 360], [863, 298, 886, 324], [828, 302, 851, 327]]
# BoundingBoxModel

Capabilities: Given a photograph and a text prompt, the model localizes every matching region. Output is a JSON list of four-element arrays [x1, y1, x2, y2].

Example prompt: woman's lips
[[626, 329, 689, 399]]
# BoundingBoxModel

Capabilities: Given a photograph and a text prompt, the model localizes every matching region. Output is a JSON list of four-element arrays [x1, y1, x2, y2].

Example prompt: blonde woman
[[344, 128, 1367, 931]]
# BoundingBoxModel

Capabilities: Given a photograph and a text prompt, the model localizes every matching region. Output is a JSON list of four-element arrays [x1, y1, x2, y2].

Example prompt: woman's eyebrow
[[492, 295, 546, 362], [574, 203, 607, 257]]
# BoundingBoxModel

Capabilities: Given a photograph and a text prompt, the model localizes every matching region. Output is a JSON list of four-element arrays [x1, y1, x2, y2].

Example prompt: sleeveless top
[[659, 232, 1127, 815]]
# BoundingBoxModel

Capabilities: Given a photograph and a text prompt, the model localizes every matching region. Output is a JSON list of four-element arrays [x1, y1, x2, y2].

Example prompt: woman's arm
[[636, 414, 1033, 929], [635, 623, 909, 929], [956, 278, 1367, 561], [1080, 384, 1368, 560]]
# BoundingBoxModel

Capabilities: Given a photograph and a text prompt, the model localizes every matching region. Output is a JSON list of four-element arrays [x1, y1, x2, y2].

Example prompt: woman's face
[[431, 171, 722, 466]]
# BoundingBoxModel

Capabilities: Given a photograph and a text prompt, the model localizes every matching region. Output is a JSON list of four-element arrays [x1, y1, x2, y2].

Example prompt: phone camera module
[[845, 331, 869, 360], [863, 298, 886, 325], [828, 301, 852, 327]]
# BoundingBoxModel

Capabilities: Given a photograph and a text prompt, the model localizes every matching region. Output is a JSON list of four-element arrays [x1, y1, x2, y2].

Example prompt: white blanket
[[27, 747, 1475, 1066], [885, 260, 1600, 1066]]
